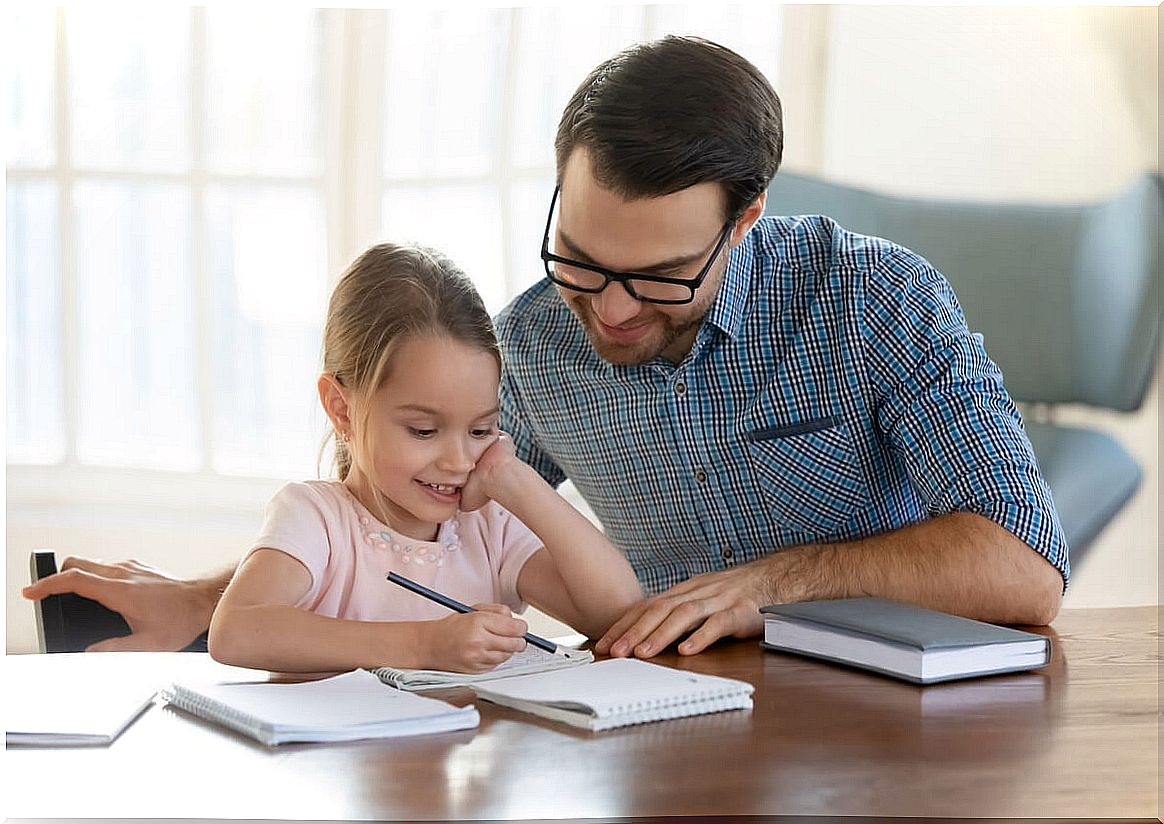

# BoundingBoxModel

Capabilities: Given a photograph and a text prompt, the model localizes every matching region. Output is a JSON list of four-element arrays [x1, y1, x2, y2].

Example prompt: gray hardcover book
[[760, 597, 1051, 684]]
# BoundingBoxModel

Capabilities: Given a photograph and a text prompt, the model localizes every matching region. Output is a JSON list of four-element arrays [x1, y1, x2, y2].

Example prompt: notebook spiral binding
[[582, 684, 754, 730], [597, 686, 750, 719], [161, 686, 271, 743]]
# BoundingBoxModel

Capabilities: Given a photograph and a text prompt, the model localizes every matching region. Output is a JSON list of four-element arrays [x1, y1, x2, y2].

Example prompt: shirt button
[[694, 468, 707, 483], [675, 381, 687, 395], [722, 548, 734, 561]]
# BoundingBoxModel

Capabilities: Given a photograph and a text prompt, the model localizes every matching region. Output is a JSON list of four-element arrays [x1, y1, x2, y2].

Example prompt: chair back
[[763, 172, 1162, 411]]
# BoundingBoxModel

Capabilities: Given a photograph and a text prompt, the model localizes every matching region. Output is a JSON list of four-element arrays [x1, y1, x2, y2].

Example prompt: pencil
[[386, 571, 564, 656]]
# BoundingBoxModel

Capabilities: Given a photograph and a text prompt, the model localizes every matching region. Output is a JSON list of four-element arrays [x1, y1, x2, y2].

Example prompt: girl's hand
[[459, 432, 522, 511], [421, 603, 528, 673]]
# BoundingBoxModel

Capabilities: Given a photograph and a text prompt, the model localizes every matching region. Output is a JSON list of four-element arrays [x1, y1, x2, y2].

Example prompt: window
[[7, 7, 330, 482], [7, 6, 783, 505]]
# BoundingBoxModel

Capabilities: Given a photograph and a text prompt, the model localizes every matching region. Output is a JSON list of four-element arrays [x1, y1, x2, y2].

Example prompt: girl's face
[[346, 334, 501, 541]]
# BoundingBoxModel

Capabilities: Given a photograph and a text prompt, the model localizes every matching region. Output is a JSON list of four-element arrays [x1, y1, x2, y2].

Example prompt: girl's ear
[[318, 373, 353, 437]]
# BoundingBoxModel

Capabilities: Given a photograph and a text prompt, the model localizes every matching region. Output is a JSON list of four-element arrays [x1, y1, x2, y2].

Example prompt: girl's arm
[[208, 548, 528, 673], [463, 435, 643, 639]]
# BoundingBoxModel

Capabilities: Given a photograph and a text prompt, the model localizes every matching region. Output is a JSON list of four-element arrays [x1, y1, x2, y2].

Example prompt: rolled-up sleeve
[[864, 249, 1070, 587]]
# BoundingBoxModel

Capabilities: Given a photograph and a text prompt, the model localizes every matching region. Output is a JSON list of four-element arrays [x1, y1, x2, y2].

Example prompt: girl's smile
[[417, 480, 463, 503]]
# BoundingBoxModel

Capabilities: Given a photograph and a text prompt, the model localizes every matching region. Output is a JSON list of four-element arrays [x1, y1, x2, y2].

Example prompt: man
[[23, 36, 1067, 657], [497, 36, 1066, 661]]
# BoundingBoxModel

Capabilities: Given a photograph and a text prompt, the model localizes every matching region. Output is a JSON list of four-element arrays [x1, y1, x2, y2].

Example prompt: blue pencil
[[386, 571, 564, 656]]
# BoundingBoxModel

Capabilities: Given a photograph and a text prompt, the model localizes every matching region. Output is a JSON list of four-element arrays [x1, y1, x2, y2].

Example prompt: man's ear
[[318, 373, 352, 437], [729, 191, 767, 246]]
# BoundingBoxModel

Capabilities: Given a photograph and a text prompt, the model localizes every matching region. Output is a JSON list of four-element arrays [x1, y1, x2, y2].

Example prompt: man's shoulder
[[495, 278, 577, 351], [751, 213, 916, 275], [493, 278, 556, 325], [747, 214, 946, 318]]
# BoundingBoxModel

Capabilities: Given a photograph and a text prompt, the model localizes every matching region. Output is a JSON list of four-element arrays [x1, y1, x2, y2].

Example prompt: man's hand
[[21, 557, 225, 652], [594, 564, 770, 658]]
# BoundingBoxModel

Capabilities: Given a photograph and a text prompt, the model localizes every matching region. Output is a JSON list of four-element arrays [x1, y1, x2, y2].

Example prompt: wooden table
[[5, 606, 1159, 820]]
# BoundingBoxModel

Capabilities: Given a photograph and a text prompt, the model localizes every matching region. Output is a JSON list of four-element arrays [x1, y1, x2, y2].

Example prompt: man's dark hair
[[554, 36, 783, 221]]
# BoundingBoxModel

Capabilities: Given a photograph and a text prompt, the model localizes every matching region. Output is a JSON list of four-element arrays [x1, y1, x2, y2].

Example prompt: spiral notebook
[[371, 645, 593, 691], [472, 658, 754, 732], [161, 669, 479, 746]]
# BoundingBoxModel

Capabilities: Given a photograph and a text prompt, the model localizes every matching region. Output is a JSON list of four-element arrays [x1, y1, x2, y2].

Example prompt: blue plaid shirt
[[496, 215, 1069, 595]]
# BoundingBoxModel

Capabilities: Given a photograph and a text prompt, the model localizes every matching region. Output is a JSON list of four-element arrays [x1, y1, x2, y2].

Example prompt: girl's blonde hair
[[321, 242, 500, 481]]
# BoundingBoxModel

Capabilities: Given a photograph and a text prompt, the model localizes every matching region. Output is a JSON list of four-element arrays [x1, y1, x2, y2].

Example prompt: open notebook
[[161, 669, 479, 746], [371, 645, 593, 691], [472, 658, 754, 732]]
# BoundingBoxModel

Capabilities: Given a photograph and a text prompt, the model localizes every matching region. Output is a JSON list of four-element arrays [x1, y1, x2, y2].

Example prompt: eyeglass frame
[[539, 184, 736, 306]]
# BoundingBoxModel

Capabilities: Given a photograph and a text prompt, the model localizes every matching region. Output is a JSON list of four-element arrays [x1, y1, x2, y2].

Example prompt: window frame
[[7, 6, 787, 518]]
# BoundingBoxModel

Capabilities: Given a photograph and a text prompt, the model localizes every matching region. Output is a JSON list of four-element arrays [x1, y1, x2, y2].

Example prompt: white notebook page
[[475, 658, 753, 713]]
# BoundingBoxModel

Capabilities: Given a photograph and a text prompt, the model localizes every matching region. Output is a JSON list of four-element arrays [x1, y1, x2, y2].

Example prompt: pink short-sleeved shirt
[[248, 480, 544, 621]]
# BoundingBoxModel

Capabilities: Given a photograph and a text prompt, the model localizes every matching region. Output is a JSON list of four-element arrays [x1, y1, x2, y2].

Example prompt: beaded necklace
[[348, 489, 461, 567]]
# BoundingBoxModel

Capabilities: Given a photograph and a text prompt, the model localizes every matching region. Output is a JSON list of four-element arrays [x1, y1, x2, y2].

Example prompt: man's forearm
[[190, 566, 237, 630], [753, 512, 1063, 625]]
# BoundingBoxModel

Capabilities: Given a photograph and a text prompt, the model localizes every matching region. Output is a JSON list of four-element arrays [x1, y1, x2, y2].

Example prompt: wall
[[811, 6, 1157, 202]]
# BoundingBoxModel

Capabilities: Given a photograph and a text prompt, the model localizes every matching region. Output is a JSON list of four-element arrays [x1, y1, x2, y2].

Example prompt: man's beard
[[567, 297, 702, 366]]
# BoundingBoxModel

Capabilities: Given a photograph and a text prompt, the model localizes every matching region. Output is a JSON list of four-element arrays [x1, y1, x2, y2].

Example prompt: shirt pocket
[[745, 416, 870, 535]]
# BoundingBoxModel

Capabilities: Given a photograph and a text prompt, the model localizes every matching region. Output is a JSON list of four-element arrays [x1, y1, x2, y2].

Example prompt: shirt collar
[[703, 230, 756, 341]]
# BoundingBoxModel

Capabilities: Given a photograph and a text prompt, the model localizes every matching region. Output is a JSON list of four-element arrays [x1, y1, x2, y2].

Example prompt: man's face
[[551, 149, 739, 366]]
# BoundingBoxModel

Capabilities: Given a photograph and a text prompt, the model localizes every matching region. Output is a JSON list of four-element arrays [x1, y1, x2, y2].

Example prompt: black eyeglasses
[[539, 185, 734, 305]]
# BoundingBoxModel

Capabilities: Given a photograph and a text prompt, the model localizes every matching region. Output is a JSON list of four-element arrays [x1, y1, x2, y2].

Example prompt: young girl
[[209, 243, 642, 673]]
